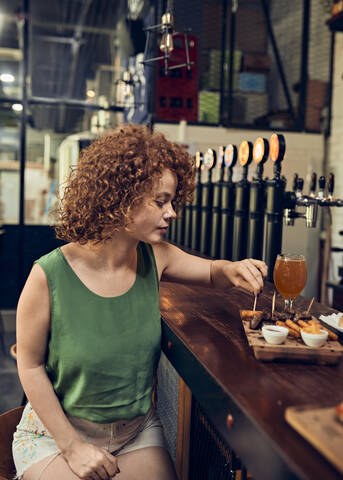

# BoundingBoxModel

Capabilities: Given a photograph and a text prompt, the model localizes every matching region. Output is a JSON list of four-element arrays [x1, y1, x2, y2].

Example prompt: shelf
[[327, 11, 343, 31]]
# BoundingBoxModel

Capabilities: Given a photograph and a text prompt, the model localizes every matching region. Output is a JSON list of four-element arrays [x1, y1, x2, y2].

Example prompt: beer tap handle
[[327, 172, 334, 199], [318, 176, 326, 199], [309, 172, 317, 196], [292, 173, 299, 191], [297, 178, 304, 197], [318, 175, 326, 191]]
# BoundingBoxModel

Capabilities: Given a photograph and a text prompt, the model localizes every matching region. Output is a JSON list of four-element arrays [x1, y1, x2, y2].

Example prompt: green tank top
[[36, 242, 161, 423]]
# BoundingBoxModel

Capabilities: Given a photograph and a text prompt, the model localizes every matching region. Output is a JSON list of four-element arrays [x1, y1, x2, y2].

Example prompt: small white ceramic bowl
[[301, 329, 328, 348], [262, 325, 289, 345]]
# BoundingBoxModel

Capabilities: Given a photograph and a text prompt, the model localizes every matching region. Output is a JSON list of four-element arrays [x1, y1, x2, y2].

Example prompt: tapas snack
[[336, 402, 343, 424], [285, 319, 301, 333], [240, 310, 263, 320], [308, 319, 338, 341], [276, 320, 300, 338], [240, 310, 271, 330], [241, 301, 338, 346]]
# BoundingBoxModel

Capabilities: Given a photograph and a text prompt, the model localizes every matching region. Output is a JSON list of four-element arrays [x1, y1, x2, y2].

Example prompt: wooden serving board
[[241, 319, 343, 364], [285, 405, 343, 474]]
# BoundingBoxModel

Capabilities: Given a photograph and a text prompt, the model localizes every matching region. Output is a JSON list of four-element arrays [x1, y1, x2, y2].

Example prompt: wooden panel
[[241, 319, 343, 365], [285, 405, 343, 475], [175, 378, 192, 480]]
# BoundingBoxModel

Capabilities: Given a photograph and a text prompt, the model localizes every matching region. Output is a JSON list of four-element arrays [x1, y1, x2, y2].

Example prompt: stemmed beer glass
[[273, 254, 307, 311]]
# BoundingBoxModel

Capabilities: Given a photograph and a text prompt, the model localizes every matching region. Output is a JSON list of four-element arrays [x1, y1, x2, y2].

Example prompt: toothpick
[[306, 297, 315, 315], [272, 291, 276, 317], [253, 295, 257, 312]]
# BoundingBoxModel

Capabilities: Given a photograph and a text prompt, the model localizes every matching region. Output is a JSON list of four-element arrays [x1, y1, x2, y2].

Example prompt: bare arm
[[153, 242, 268, 296], [16, 263, 119, 479]]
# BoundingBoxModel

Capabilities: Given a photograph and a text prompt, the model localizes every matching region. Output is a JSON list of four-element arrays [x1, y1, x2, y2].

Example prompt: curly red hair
[[55, 124, 195, 244]]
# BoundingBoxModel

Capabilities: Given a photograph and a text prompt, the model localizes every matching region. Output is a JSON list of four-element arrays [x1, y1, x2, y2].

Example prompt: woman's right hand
[[63, 438, 120, 479]]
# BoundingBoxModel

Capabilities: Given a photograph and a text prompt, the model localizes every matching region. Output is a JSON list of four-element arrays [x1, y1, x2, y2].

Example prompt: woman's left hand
[[211, 259, 268, 296]]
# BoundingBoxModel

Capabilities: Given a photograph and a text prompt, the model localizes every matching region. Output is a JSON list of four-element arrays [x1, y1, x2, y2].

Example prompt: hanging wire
[[166, 0, 174, 15]]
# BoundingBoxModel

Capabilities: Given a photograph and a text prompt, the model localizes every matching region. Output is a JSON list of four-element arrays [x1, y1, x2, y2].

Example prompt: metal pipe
[[227, 0, 237, 125], [18, 0, 29, 294], [183, 199, 192, 248], [259, 0, 297, 128], [247, 138, 269, 259], [264, 134, 286, 280], [191, 153, 203, 251], [232, 141, 253, 261], [219, 0, 228, 125], [298, 0, 311, 131], [210, 147, 225, 258], [176, 205, 185, 245], [220, 163, 236, 260], [216, 144, 237, 260], [326, 31, 335, 137], [200, 149, 216, 255]]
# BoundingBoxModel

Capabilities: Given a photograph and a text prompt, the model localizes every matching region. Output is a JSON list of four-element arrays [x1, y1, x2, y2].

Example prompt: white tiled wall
[[327, 33, 343, 289], [329, 33, 343, 250]]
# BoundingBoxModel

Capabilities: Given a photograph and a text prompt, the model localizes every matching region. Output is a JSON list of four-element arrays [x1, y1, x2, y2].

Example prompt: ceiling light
[[0, 73, 15, 83], [87, 89, 95, 98], [12, 103, 23, 111], [160, 13, 174, 54], [122, 71, 134, 98]]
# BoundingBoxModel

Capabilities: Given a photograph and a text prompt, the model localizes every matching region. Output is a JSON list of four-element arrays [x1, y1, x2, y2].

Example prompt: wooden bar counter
[[159, 281, 343, 480]]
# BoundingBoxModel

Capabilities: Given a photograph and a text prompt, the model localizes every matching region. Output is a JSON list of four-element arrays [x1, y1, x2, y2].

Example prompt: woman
[[13, 124, 267, 480]]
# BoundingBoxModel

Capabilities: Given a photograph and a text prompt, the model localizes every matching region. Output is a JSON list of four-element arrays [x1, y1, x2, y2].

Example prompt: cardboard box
[[305, 105, 322, 132], [199, 90, 220, 123], [242, 53, 271, 73], [307, 80, 327, 109], [238, 72, 266, 93]]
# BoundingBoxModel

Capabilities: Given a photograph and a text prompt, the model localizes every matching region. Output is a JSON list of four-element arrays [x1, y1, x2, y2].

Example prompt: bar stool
[[9, 344, 27, 406], [0, 406, 24, 480]]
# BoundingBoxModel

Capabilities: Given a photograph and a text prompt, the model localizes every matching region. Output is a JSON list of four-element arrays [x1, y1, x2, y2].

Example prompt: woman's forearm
[[210, 260, 234, 289], [18, 364, 82, 452], [210, 258, 267, 295]]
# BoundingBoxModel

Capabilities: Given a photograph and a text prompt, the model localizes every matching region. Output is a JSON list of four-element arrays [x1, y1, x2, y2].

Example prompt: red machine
[[155, 33, 198, 122]]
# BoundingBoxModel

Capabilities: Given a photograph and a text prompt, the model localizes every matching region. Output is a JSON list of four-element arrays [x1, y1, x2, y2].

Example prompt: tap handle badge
[[238, 140, 253, 167], [253, 137, 269, 164], [269, 133, 285, 163], [203, 148, 216, 170], [195, 151, 203, 170], [224, 144, 238, 168]]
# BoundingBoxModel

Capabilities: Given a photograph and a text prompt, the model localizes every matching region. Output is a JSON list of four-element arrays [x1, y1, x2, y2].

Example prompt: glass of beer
[[273, 254, 307, 311]]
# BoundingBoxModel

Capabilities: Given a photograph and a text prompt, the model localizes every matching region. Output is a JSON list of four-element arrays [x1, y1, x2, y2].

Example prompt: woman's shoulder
[[151, 241, 171, 280]]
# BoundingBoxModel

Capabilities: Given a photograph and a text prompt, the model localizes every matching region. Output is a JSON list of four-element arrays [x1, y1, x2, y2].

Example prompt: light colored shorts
[[12, 402, 166, 479]]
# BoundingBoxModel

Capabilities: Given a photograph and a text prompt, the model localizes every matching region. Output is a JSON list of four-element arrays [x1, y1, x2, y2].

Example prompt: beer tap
[[317, 175, 326, 200], [210, 146, 225, 258], [200, 148, 216, 255], [316, 173, 343, 207], [295, 177, 304, 198], [328, 172, 334, 201], [264, 133, 287, 281], [247, 137, 269, 260], [190, 151, 204, 250], [284, 174, 298, 226], [220, 144, 237, 260], [232, 140, 253, 261], [309, 172, 317, 197]]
